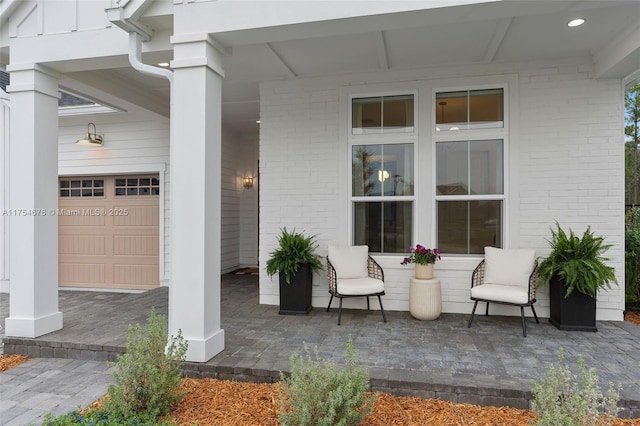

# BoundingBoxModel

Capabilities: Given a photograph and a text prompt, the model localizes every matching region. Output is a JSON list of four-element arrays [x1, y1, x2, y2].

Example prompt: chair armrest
[[367, 256, 384, 281], [327, 257, 338, 293], [528, 264, 538, 302], [471, 260, 485, 288]]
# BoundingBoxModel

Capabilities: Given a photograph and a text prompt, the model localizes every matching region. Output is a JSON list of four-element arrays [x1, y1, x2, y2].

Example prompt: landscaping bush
[[104, 307, 188, 423], [531, 348, 621, 426], [278, 335, 377, 426], [626, 208, 640, 309]]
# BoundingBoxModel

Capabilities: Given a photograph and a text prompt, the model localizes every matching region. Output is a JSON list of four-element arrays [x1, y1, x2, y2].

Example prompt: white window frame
[[432, 84, 509, 255], [348, 89, 418, 254]]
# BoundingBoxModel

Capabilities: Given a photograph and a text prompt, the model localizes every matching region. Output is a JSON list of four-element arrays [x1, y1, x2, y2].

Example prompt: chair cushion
[[328, 245, 369, 279], [471, 283, 530, 304], [337, 277, 384, 295], [483, 247, 535, 288]]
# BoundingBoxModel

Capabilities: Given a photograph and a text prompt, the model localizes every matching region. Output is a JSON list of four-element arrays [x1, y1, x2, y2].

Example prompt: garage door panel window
[[59, 179, 105, 197], [115, 176, 160, 197]]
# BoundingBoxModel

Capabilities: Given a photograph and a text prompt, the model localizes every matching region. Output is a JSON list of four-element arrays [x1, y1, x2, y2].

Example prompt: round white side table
[[409, 277, 442, 320]]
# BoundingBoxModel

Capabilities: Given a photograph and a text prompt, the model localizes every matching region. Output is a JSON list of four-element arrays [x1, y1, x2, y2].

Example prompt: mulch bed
[[625, 310, 640, 326], [0, 354, 29, 372], [3, 313, 640, 425]]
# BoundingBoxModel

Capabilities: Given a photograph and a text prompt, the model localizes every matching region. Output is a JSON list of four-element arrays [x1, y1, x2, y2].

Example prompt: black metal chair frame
[[467, 259, 539, 337], [326, 255, 387, 325]]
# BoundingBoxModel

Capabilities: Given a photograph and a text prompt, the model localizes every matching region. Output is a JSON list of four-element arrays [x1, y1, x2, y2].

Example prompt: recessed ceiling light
[[567, 18, 585, 27], [157, 62, 170, 67]]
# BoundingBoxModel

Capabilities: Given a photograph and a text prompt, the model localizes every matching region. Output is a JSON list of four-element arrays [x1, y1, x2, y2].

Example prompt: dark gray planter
[[549, 274, 597, 332], [278, 263, 313, 315]]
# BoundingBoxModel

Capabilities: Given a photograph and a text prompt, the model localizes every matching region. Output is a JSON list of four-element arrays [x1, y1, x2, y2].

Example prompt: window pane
[[115, 179, 126, 187], [151, 187, 160, 195], [352, 95, 414, 134], [436, 141, 469, 195], [127, 178, 138, 186], [352, 97, 381, 134], [60, 181, 69, 188], [436, 91, 467, 131], [353, 144, 414, 197], [354, 201, 412, 254], [352, 145, 382, 196], [436, 140, 503, 195], [151, 177, 160, 186], [437, 200, 502, 254], [469, 89, 503, 129], [470, 139, 503, 195], [381, 144, 414, 196], [436, 89, 504, 131], [60, 189, 69, 197], [70, 180, 81, 188], [383, 95, 414, 133], [71, 189, 81, 197], [82, 189, 92, 197], [140, 178, 151, 186], [115, 188, 126, 196], [94, 180, 104, 188], [82, 180, 93, 188], [93, 188, 104, 197], [140, 187, 150, 196], [127, 187, 138, 196]]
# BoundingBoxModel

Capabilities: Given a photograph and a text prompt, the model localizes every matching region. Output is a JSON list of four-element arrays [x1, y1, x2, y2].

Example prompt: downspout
[[127, 31, 173, 87], [106, 8, 174, 320]]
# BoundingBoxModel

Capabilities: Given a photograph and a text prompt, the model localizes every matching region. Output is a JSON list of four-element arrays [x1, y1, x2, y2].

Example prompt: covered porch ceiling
[[22, 1, 640, 139]]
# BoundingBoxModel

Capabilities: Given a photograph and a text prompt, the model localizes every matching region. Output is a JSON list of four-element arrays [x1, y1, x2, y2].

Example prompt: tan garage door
[[58, 175, 160, 290]]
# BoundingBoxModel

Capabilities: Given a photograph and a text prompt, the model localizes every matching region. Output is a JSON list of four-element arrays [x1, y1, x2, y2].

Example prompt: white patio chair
[[467, 247, 539, 337], [326, 244, 387, 325]]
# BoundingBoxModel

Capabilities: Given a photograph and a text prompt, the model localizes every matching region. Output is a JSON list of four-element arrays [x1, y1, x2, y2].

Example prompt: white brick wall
[[259, 61, 625, 321]]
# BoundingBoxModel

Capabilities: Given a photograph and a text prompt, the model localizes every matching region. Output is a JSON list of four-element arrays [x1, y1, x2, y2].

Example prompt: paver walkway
[[0, 358, 114, 426], [2, 273, 640, 423]]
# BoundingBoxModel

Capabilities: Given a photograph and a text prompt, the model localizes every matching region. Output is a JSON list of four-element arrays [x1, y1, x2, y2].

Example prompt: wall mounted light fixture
[[75, 123, 103, 146], [243, 176, 254, 189]]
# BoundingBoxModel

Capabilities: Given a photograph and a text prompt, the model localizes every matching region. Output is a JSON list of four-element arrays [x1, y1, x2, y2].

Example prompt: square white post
[[4, 64, 62, 337], [169, 34, 225, 362]]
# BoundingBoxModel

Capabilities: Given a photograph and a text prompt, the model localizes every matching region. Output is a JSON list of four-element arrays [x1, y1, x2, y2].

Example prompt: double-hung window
[[350, 94, 415, 253], [434, 88, 506, 254]]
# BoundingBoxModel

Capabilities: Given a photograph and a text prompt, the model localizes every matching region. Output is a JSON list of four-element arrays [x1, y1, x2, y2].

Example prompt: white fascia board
[[593, 21, 640, 79], [174, 0, 500, 35], [9, 27, 128, 66]]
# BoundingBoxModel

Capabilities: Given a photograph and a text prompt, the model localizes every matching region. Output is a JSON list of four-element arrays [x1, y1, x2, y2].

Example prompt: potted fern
[[266, 228, 323, 315], [537, 223, 617, 331]]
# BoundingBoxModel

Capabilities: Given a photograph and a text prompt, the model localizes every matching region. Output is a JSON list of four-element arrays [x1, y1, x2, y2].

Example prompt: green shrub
[[278, 335, 377, 426], [626, 208, 640, 308], [104, 307, 187, 423], [40, 407, 176, 425], [531, 348, 621, 426]]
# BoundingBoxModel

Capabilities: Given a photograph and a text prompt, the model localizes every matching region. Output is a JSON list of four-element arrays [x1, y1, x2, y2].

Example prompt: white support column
[[169, 33, 225, 362], [4, 64, 62, 337], [0, 89, 9, 293]]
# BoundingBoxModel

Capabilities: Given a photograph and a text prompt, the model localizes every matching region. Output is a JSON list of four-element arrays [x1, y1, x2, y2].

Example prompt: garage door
[[58, 175, 160, 290]]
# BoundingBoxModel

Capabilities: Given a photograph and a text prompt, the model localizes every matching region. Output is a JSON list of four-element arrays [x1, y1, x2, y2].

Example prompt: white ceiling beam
[[593, 20, 640, 79], [265, 42, 297, 78], [375, 31, 389, 70], [483, 17, 512, 63]]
